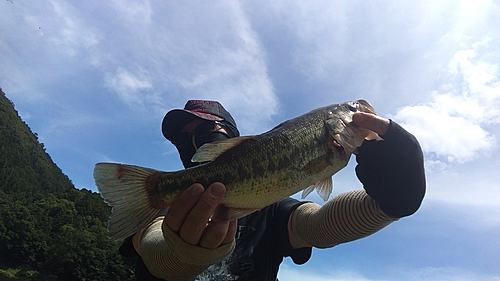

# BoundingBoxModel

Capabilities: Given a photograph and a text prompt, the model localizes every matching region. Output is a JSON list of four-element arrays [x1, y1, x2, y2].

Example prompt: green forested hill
[[0, 88, 134, 281]]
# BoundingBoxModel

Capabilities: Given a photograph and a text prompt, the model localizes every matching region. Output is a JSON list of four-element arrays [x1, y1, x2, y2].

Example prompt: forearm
[[136, 217, 235, 281], [290, 190, 396, 248]]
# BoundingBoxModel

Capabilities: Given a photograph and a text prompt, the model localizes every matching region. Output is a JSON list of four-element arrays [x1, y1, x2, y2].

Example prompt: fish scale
[[94, 100, 376, 240]]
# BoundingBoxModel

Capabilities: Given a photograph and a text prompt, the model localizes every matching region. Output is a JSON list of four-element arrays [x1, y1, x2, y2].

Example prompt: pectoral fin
[[301, 155, 331, 175], [301, 177, 333, 201]]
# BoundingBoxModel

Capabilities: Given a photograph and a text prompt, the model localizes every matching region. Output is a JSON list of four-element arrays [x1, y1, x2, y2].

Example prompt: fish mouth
[[353, 99, 377, 115], [325, 99, 377, 160]]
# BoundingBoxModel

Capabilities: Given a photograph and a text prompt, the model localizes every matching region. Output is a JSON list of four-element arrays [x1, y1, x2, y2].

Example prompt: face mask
[[176, 132, 230, 168]]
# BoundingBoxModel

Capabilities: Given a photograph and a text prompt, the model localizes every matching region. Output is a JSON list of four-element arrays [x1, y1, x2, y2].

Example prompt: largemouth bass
[[94, 100, 376, 240]]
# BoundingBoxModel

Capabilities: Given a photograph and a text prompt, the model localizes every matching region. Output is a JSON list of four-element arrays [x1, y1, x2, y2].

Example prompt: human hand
[[352, 112, 390, 138], [164, 182, 237, 250], [352, 112, 426, 218]]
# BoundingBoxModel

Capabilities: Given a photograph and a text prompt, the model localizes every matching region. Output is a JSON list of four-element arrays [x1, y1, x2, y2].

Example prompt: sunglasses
[[173, 120, 231, 147]]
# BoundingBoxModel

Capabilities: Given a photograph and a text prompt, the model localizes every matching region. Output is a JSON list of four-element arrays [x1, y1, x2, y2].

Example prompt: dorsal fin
[[192, 136, 254, 162]]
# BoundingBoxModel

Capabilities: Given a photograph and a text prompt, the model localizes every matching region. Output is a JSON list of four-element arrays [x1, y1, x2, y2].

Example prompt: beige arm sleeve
[[289, 190, 397, 249], [134, 216, 235, 281]]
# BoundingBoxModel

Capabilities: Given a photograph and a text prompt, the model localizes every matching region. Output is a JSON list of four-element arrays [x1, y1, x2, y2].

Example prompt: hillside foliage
[[0, 88, 135, 280]]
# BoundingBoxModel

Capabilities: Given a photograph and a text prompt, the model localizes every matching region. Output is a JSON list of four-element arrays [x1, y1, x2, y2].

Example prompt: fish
[[94, 99, 377, 240]]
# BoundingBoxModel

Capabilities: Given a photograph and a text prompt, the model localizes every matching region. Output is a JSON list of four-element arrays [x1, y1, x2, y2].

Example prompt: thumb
[[352, 112, 390, 136]]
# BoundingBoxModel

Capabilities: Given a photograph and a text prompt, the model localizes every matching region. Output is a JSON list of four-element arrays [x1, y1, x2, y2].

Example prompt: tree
[[1, 88, 135, 280]]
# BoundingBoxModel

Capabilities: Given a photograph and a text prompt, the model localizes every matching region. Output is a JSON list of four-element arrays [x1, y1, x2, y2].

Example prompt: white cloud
[[393, 40, 499, 164], [47, 0, 99, 57], [0, 0, 99, 100], [422, 152, 500, 210], [395, 102, 495, 163], [1, 1, 278, 133], [105, 67, 153, 106], [70, 1, 279, 132], [160, 2, 278, 132], [391, 37, 500, 211], [109, 0, 152, 26]]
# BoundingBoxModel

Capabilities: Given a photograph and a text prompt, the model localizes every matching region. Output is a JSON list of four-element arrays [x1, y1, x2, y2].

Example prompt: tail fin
[[94, 163, 165, 240]]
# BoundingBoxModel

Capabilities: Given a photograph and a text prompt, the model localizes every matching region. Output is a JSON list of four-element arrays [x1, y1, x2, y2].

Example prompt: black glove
[[355, 120, 426, 218]]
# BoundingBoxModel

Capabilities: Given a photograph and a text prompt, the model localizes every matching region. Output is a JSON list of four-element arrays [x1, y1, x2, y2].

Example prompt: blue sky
[[1, 0, 499, 280]]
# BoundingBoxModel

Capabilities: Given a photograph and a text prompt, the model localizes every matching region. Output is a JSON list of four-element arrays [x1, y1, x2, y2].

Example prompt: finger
[[199, 220, 230, 249], [179, 182, 226, 245], [199, 219, 237, 249], [352, 112, 390, 136], [222, 220, 238, 245], [164, 183, 204, 232]]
